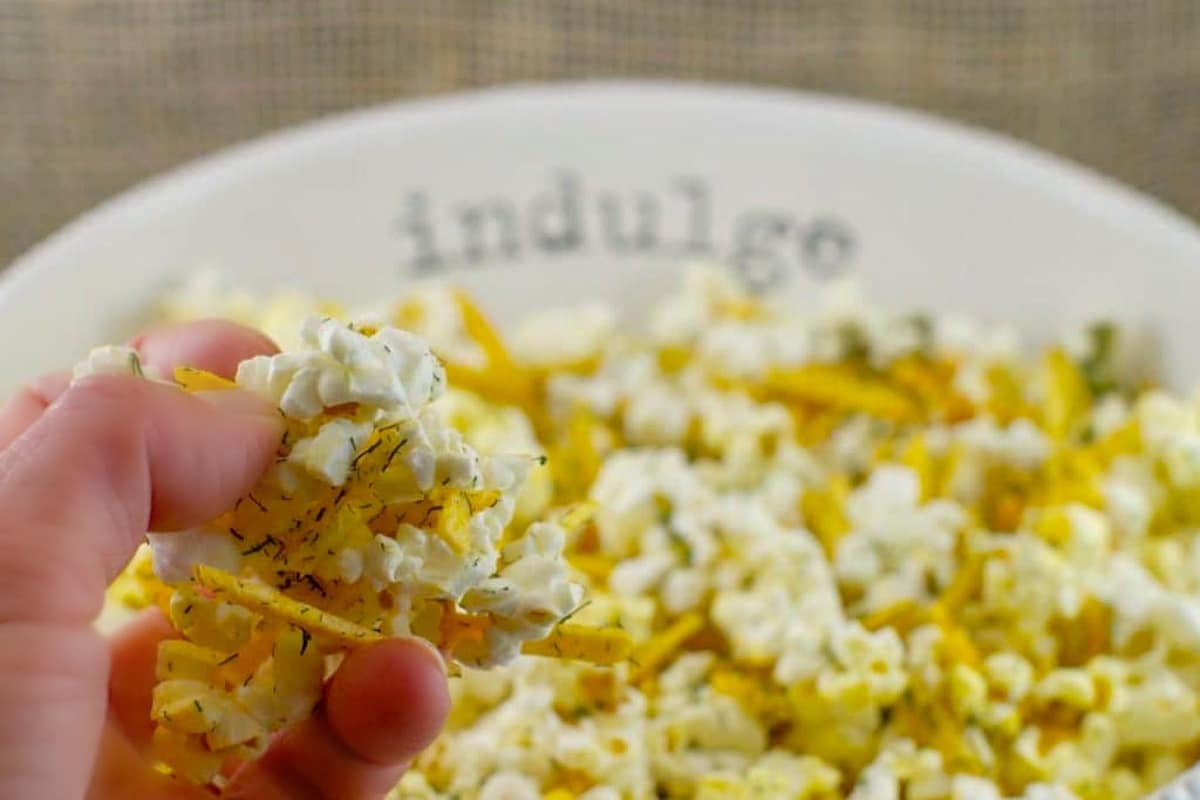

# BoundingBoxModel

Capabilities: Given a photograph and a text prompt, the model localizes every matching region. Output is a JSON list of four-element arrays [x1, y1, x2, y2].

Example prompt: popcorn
[[1033, 668, 1096, 710], [97, 263, 1200, 797], [72, 344, 156, 381], [510, 303, 614, 369], [84, 318, 629, 784]]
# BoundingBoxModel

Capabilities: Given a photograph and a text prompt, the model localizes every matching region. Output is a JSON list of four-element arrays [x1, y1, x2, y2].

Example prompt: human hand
[[0, 320, 450, 799]]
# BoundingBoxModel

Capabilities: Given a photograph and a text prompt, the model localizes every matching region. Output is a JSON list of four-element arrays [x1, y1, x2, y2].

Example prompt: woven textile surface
[[2, 1, 1198, 266]]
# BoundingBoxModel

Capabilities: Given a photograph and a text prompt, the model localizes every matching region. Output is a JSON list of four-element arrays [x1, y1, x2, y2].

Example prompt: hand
[[0, 321, 450, 799]]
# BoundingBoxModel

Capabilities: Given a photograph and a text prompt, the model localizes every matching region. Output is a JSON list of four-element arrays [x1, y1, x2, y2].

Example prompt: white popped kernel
[[73, 344, 155, 381]]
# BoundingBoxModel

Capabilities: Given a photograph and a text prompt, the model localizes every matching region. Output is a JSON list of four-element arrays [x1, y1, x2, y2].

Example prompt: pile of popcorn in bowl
[[97, 264, 1200, 799]]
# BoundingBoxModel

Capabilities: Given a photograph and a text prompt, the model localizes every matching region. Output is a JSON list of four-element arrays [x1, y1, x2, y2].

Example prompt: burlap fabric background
[[2, 1, 1198, 267]]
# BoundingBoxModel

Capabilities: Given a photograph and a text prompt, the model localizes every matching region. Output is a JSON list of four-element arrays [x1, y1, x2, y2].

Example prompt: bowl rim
[[5, 79, 1199, 304]]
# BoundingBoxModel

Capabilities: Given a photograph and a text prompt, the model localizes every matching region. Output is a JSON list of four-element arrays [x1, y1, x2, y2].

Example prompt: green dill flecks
[[303, 574, 327, 597], [559, 599, 592, 624], [654, 494, 672, 525], [193, 699, 203, 713], [1080, 421, 1097, 445], [384, 442, 405, 470], [420, 505, 444, 526], [666, 525, 695, 565], [128, 352, 144, 377], [536, 455, 549, 466], [247, 493, 268, 513], [228, 527, 244, 541], [1080, 321, 1119, 397], [241, 535, 278, 557], [906, 313, 935, 355], [658, 502, 698, 563], [837, 321, 871, 362], [299, 628, 312, 656], [217, 652, 238, 667], [352, 437, 383, 467]]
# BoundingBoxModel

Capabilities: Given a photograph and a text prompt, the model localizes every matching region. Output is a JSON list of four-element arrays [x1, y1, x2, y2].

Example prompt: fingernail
[[194, 388, 280, 418], [406, 635, 448, 676]]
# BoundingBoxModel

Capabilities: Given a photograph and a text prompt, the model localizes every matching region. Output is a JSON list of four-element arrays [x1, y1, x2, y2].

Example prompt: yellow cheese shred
[[192, 565, 384, 649], [629, 611, 706, 683], [522, 623, 633, 665], [174, 366, 238, 392], [764, 363, 920, 422]]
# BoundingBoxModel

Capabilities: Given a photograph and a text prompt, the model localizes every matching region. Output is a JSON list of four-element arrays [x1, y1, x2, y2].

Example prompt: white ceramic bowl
[[4, 82, 1200, 798], [3, 82, 1200, 400]]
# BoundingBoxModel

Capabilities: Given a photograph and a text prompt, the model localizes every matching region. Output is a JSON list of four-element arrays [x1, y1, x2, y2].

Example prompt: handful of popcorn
[[83, 317, 629, 784]]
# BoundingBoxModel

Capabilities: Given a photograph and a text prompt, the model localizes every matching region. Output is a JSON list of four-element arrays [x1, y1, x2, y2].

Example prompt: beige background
[[2, 1, 1199, 267]]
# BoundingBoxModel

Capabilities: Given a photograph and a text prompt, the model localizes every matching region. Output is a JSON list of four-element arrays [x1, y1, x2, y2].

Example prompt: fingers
[[86, 723, 212, 800], [0, 319, 280, 799], [0, 376, 283, 624], [0, 376, 281, 799], [0, 320, 276, 454], [223, 639, 450, 800], [107, 608, 178, 750], [94, 610, 216, 800], [0, 624, 111, 800], [133, 319, 279, 380], [323, 639, 449, 766]]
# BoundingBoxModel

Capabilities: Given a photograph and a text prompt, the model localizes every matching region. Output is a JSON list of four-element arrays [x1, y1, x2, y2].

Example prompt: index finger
[[0, 375, 282, 798], [132, 319, 279, 380], [0, 320, 277, 453]]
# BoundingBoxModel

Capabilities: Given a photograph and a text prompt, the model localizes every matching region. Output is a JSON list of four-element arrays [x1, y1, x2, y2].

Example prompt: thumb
[[0, 375, 282, 800]]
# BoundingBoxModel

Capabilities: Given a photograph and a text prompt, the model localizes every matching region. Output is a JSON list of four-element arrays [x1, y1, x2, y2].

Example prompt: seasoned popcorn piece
[[85, 316, 603, 784]]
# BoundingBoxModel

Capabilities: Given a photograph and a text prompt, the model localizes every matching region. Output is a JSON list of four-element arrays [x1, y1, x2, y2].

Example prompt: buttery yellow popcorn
[[98, 265, 1200, 798]]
